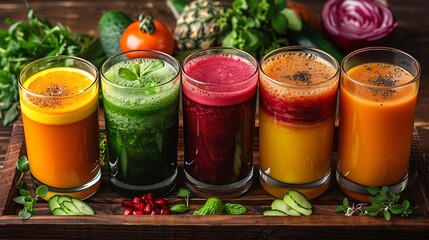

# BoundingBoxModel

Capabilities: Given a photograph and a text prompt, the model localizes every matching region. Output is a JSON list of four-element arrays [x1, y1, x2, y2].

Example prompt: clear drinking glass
[[181, 47, 258, 198], [259, 46, 340, 200], [337, 47, 421, 202], [101, 50, 180, 198], [19, 56, 101, 200]]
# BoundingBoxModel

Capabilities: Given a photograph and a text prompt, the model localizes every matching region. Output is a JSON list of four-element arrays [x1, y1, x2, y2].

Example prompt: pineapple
[[174, 0, 226, 51]]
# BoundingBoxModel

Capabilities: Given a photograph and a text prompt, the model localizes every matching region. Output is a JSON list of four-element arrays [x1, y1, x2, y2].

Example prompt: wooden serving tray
[[1, 123, 429, 239]]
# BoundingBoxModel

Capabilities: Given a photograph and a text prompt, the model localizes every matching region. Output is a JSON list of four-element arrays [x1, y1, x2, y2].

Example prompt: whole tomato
[[120, 15, 175, 55]]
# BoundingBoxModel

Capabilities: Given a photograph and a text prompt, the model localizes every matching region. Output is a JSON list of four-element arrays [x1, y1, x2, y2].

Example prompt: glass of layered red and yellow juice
[[337, 47, 421, 202], [259, 46, 339, 199], [19, 56, 101, 200]]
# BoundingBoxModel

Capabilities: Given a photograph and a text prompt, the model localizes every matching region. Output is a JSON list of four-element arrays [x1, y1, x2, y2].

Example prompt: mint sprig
[[334, 186, 412, 221], [117, 59, 164, 84]]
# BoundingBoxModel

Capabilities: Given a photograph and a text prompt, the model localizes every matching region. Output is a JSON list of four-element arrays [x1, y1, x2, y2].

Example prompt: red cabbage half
[[322, 0, 397, 52]]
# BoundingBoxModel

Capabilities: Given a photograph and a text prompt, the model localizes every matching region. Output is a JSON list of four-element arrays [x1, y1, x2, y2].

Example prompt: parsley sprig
[[13, 156, 47, 220], [216, 0, 302, 59], [335, 186, 413, 221]]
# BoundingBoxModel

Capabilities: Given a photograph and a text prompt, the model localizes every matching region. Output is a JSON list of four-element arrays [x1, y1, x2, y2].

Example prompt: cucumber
[[288, 189, 312, 210], [57, 195, 72, 204], [263, 209, 287, 216], [60, 203, 76, 215], [48, 195, 61, 212], [48, 195, 95, 216], [288, 21, 344, 63], [62, 201, 85, 216], [98, 10, 133, 57], [271, 199, 301, 216], [52, 208, 68, 216], [71, 198, 95, 215], [283, 194, 312, 216]]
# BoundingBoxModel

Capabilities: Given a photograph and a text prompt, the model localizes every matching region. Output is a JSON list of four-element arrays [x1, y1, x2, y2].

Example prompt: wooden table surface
[[0, 0, 428, 239]]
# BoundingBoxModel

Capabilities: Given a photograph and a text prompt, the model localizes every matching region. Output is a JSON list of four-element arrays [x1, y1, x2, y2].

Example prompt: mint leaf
[[118, 68, 138, 81], [141, 59, 164, 77], [224, 203, 247, 215]]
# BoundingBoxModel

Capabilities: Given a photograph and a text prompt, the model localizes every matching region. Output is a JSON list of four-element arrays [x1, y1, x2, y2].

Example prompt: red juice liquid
[[182, 53, 258, 185]]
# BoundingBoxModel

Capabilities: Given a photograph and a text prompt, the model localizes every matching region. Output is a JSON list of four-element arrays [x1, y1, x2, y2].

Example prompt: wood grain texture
[[0, 124, 428, 239]]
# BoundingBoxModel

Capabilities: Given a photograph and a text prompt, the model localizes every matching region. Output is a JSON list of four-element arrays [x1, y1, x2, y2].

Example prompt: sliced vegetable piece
[[48, 195, 61, 212], [71, 198, 95, 215], [52, 208, 68, 216], [263, 209, 287, 216], [271, 199, 301, 216], [284, 194, 312, 216], [57, 195, 72, 204], [288, 189, 312, 210], [63, 201, 85, 215]]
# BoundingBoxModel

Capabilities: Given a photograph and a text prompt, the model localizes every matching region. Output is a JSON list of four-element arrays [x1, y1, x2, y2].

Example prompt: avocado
[[98, 10, 133, 57]]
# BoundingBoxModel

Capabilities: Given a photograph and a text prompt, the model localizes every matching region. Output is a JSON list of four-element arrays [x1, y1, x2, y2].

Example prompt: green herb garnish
[[335, 186, 412, 221], [216, 0, 301, 59], [193, 197, 224, 215], [0, 6, 105, 126], [13, 156, 48, 220], [118, 59, 164, 83], [224, 203, 247, 215]]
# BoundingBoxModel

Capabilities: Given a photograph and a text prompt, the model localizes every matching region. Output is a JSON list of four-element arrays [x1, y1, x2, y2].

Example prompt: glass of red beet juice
[[181, 47, 258, 198]]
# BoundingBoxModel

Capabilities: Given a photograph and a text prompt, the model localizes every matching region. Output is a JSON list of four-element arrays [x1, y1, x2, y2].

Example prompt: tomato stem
[[139, 14, 155, 35]]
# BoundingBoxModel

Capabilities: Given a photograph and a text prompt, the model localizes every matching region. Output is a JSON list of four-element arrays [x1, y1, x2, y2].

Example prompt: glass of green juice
[[101, 50, 180, 198]]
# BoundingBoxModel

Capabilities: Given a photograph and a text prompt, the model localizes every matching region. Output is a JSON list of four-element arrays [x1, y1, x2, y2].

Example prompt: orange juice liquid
[[20, 67, 100, 199], [259, 51, 338, 199], [338, 63, 417, 200]]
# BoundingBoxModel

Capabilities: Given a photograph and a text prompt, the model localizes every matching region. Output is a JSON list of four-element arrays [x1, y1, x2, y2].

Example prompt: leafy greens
[[0, 6, 105, 125]]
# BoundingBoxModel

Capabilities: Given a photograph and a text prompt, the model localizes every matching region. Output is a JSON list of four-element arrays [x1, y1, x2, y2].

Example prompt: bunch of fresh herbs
[[0, 5, 105, 125], [335, 186, 412, 221], [216, 0, 302, 59], [13, 156, 47, 220]]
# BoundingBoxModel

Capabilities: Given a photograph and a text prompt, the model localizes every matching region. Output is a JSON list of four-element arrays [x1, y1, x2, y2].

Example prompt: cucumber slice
[[71, 198, 95, 215], [284, 194, 312, 216], [62, 201, 84, 215], [48, 195, 61, 212], [288, 189, 312, 209], [52, 208, 68, 216], [57, 195, 72, 204], [271, 199, 301, 216], [263, 209, 287, 216], [59, 203, 75, 215]]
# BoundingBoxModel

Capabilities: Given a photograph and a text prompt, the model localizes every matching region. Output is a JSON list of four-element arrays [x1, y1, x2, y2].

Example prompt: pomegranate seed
[[144, 203, 153, 214], [137, 202, 146, 211], [123, 207, 134, 215], [155, 198, 166, 207], [161, 209, 170, 215], [121, 199, 133, 208], [153, 208, 161, 215], [146, 200, 154, 208], [133, 210, 143, 215], [145, 193, 154, 201]]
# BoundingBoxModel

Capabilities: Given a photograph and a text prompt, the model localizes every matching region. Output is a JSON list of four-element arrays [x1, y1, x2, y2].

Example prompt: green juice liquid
[[102, 58, 179, 198]]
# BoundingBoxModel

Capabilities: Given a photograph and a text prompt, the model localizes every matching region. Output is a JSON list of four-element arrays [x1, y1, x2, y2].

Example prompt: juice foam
[[20, 67, 98, 125], [182, 54, 258, 106]]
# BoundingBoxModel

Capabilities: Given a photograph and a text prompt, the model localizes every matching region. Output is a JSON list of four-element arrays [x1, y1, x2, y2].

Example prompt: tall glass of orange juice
[[19, 56, 101, 200], [259, 46, 339, 199], [337, 47, 421, 202]]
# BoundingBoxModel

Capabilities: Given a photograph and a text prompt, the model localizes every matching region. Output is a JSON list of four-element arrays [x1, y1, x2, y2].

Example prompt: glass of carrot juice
[[259, 46, 340, 200], [337, 47, 421, 202], [19, 56, 101, 200]]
